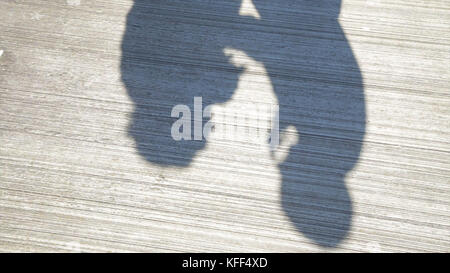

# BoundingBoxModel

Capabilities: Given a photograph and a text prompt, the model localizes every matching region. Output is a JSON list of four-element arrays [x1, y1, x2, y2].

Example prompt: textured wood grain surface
[[0, 0, 449, 252]]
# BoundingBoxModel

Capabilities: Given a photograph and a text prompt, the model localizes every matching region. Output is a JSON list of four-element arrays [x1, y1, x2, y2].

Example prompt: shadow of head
[[121, 0, 365, 248]]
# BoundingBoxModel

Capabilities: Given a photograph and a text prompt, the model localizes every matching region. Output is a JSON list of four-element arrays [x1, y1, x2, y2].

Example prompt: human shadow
[[121, 0, 365, 248]]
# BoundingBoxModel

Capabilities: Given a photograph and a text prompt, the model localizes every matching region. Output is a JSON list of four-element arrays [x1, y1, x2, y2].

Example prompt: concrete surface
[[0, 0, 449, 252]]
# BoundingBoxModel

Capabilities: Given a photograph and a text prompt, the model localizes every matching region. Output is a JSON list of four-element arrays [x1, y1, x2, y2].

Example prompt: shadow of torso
[[121, 0, 365, 248]]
